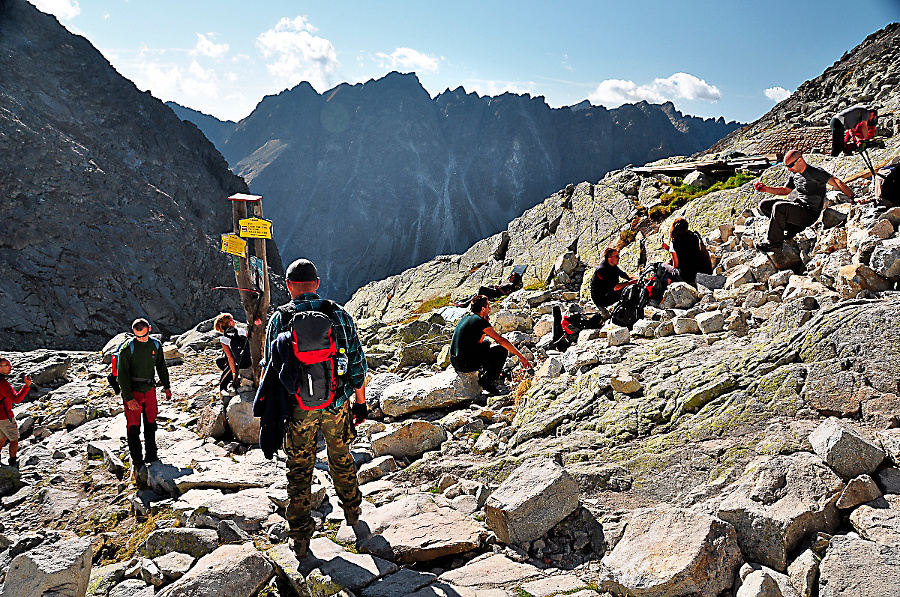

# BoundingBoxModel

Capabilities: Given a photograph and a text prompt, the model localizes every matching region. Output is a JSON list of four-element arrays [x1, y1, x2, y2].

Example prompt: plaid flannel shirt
[[262, 293, 367, 408]]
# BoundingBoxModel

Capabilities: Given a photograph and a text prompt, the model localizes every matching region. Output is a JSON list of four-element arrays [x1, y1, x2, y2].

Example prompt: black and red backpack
[[277, 301, 344, 410]]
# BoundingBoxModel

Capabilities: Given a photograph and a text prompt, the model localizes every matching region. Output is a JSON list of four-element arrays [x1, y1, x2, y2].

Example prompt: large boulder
[[485, 458, 579, 544], [371, 421, 447, 459], [380, 370, 481, 417], [437, 554, 544, 590], [808, 417, 884, 479], [714, 452, 843, 571], [340, 493, 485, 563], [660, 282, 700, 310], [156, 543, 273, 597], [869, 238, 900, 280], [818, 535, 900, 597], [175, 487, 275, 531], [225, 391, 260, 445], [849, 495, 900, 546], [835, 263, 892, 298], [1, 536, 93, 597], [597, 507, 742, 597]]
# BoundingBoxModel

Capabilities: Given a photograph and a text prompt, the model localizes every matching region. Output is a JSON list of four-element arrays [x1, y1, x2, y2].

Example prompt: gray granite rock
[[371, 420, 447, 459], [598, 507, 742, 597], [140, 528, 219, 559], [380, 370, 481, 417], [1, 536, 93, 597], [485, 457, 579, 544], [809, 417, 885, 479], [155, 543, 273, 597], [714, 452, 842, 571], [818, 534, 900, 597]]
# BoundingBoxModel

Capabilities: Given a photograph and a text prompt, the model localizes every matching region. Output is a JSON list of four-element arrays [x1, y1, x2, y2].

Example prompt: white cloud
[[29, 0, 80, 20], [588, 72, 721, 107], [465, 80, 536, 98], [256, 15, 339, 91], [375, 47, 440, 73], [191, 33, 229, 60], [765, 86, 792, 102]]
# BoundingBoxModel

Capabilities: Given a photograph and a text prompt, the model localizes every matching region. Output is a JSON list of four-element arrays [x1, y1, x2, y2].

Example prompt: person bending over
[[450, 295, 532, 395]]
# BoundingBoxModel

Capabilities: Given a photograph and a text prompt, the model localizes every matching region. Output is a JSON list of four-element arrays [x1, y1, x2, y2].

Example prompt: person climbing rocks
[[590, 247, 636, 316], [0, 357, 31, 469], [752, 149, 855, 252], [213, 312, 251, 392], [830, 105, 878, 156], [450, 294, 533, 395], [259, 258, 368, 560], [117, 318, 171, 486]]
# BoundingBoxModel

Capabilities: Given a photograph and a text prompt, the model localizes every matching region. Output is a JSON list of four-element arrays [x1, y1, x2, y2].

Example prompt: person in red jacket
[[0, 358, 32, 468]]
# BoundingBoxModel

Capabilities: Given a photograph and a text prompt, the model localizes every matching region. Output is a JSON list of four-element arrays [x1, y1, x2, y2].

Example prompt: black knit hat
[[286, 258, 318, 282]]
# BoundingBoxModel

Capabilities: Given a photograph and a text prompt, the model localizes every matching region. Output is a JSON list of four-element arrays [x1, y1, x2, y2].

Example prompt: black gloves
[[351, 402, 367, 426]]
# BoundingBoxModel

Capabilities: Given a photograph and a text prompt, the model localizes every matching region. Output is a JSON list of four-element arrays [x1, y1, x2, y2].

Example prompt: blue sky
[[31, 0, 900, 123]]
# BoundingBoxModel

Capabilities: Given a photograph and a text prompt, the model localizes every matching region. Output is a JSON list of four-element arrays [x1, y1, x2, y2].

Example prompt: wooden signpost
[[226, 193, 271, 383]]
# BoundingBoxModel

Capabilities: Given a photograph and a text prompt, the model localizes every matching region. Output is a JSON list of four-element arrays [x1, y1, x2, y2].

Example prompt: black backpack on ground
[[611, 282, 649, 329], [277, 301, 343, 411], [223, 326, 253, 369], [877, 164, 900, 207]]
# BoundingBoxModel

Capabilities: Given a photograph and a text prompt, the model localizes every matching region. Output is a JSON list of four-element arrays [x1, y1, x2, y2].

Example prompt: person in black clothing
[[450, 295, 532, 395], [753, 150, 855, 252], [590, 248, 635, 312], [662, 218, 711, 287], [477, 271, 523, 301]]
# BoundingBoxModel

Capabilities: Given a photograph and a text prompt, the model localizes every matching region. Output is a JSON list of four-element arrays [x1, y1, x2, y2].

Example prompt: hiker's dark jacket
[[117, 338, 170, 401], [253, 334, 298, 459]]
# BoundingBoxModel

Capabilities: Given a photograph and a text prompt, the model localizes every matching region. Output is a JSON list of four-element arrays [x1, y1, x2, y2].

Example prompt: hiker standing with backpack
[[753, 149, 855, 253], [260, 258, 367, 560], [117, 318, 170, 485], [213, 312, 251, 391], [0, 357, 31, 468]]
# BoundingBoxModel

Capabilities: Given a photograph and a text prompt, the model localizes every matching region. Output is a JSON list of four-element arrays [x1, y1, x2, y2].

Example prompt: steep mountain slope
[[0, 0, 249, 350], [171, 74, 739, 301], [347, 23, 900, 321]]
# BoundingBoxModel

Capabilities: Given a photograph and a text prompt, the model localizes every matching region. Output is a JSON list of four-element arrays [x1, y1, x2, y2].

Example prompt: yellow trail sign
[[221, 233, 247, 256], [239, 217, 273, 239]]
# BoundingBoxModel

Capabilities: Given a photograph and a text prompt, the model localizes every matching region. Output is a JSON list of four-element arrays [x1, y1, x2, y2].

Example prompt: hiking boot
[[344, 509, 360, 527], [8, 457, 17, 469], [479, 380, 509, 397], [291, 538, 310, 559], [132, 464, 148, 488], [755, 241, 783, 253]]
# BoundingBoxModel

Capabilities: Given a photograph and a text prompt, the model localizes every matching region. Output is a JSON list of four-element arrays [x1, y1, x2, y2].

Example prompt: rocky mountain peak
[[0, 0, 259, 350]]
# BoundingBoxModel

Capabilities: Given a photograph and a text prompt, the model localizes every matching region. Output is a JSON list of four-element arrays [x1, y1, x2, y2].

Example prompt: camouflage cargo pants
[[283, 400, 362, 541]]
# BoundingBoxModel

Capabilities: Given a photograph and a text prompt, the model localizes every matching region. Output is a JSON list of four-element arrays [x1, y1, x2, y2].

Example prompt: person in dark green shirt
[[117, 318, 171, 484], [450, 295, 532, 395]]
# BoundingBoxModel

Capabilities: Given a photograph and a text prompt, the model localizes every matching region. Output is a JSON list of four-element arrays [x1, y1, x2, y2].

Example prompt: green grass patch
[[523, 281, 546, 291], [619, 229, 637, 244], [649, 171, 756, 221], [414, 294, 455, 314]]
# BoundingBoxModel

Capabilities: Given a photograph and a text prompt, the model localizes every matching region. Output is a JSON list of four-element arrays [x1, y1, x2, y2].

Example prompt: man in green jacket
[[117, 318, 171, 484]]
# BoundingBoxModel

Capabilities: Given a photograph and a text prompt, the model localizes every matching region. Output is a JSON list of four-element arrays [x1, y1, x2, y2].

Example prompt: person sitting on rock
[[590, 247, 635, 316], [752, 149, 855, 253], [0, 357, 31, 468], [450, 295, 533, 395], [661, 218, 711, 287], [117, 318, 171, 486], [477, 271, 524, 301], [213, 312, 251, 392], [830, 105, 878, 156]]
